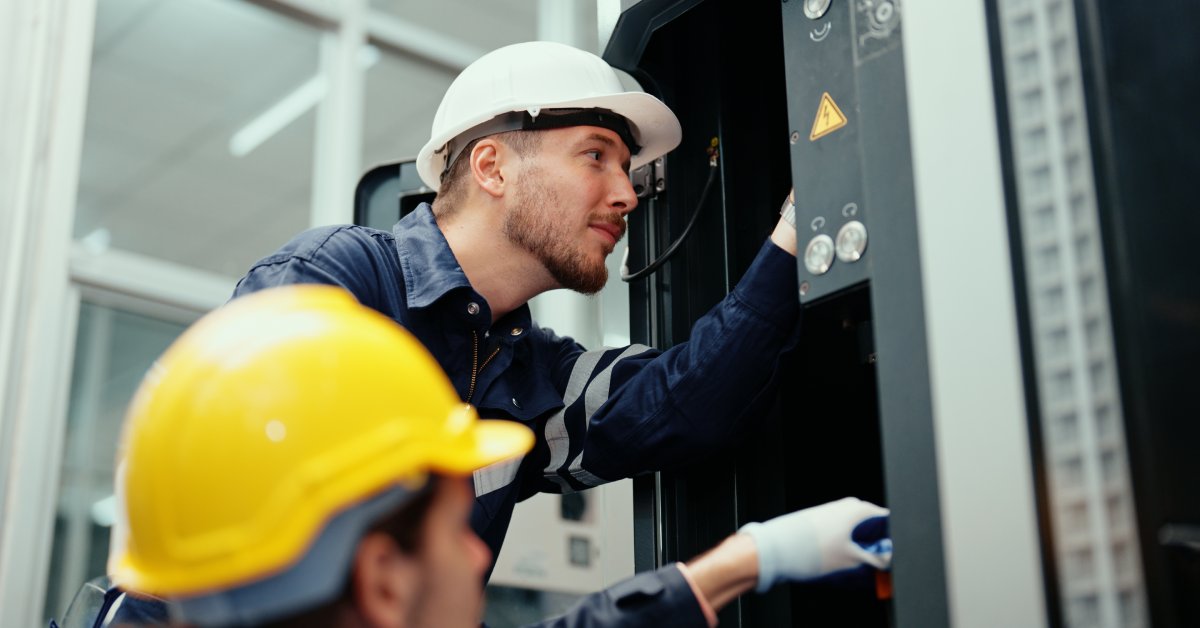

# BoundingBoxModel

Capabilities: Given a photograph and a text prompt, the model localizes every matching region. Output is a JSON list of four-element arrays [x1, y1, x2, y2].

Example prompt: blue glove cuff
[[851, 515, 893, 570]]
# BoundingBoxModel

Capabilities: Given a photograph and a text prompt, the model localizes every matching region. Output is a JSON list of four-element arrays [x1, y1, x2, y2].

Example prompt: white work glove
[[739, 496, 892, 593]]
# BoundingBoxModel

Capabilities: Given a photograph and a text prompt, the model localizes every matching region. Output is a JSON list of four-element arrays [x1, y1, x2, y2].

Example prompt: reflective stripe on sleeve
[[545, 344, 651, 491], [474, 456, 524, 497]]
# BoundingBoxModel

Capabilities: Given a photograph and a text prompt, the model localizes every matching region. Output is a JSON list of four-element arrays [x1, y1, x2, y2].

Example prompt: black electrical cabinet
[[606, 0, 938, 626]]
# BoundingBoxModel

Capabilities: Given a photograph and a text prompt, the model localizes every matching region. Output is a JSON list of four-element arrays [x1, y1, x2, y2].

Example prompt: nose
[[465, 531, 492, 577], [610, 169, 639, 217]]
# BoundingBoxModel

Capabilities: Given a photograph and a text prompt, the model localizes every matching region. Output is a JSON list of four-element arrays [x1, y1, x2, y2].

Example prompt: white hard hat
[[416, 40, 682, 190]]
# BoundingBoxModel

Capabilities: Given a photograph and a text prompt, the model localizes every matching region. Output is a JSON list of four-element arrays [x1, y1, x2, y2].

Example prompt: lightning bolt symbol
[[812, 93, 844, 140]]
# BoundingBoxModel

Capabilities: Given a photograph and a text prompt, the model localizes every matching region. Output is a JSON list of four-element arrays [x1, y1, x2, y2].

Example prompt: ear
[[351, 532, 420, 628], [469, 138, 506, 199]]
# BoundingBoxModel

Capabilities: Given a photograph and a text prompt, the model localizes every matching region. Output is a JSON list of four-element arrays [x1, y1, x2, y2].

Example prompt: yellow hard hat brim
[[431, 418, 535, 476]]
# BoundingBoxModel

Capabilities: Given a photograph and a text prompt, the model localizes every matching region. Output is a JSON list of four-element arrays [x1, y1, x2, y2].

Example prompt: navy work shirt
[[231, 204, 800, 579]]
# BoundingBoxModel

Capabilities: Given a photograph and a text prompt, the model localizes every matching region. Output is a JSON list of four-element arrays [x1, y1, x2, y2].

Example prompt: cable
[[621, 146, 719, 282]]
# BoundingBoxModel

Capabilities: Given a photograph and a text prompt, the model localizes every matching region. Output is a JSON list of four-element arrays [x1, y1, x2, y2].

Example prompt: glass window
[[361, 48, 457, 171], [368, 0, 539, 52], [43, 302, 191, 622], [74, 0, 323, 278]]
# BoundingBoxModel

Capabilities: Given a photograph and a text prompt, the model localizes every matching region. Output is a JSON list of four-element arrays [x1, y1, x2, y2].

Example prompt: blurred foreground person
[[53, 285, 891, 628]]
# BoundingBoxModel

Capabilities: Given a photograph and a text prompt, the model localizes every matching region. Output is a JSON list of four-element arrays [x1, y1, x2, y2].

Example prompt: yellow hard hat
[[108, 284, 533, 599]]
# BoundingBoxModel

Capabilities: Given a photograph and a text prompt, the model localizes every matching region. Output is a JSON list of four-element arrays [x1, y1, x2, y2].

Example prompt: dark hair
[[255, 477, 442, 628], [368, 476, 440, 553]]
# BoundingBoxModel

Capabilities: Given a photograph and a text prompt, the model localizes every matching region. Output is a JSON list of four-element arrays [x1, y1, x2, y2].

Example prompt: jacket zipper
[[467, 330, 501, 403]]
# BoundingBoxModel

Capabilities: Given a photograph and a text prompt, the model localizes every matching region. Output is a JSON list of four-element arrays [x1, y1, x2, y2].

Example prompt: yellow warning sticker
[[810, 92, 848, 141]]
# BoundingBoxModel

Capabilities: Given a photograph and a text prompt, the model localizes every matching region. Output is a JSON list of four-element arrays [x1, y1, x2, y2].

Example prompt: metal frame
[[904, 1, 1050, 625], [991, 0, 1146, 624], [0, 1, 98, 625]]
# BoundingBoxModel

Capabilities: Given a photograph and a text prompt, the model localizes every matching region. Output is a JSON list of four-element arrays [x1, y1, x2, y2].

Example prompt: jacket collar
[[393, 204, 474, 309], [392, 205, 534, 339]]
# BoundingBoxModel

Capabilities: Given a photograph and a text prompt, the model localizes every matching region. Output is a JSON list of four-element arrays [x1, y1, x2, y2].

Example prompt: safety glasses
[[49, 576, 169, 628]]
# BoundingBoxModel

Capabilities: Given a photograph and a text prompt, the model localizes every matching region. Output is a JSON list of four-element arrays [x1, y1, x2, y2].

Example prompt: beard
[[503, 168, 620, 295]]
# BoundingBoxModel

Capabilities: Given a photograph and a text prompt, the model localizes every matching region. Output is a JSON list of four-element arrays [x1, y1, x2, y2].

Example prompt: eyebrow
[[585, 133, 618, 148]]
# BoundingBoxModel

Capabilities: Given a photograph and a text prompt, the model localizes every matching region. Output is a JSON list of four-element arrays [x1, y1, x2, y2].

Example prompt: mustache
[[590, 213, 627, 242]]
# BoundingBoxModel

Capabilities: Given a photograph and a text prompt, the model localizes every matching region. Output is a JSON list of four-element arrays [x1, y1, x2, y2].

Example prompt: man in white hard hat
[[229, 40, 809, 583]]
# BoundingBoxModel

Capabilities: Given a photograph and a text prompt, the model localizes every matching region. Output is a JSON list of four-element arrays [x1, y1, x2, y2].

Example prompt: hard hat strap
[[438, 108, 641, 183]]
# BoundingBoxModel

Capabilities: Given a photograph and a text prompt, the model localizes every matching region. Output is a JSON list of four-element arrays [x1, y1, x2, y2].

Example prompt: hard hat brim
[[430, 418, 535, 476], [416, 91, 682, 191]]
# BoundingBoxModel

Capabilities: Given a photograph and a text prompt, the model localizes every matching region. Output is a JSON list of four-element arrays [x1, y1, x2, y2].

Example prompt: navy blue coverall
[[231, 204, 799, 574], [62, 563, 710, 627]]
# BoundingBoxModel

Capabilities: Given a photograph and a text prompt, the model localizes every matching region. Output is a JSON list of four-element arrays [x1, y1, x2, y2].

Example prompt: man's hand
[[738, 496, 891, 593], [769, 188, 798, 257]]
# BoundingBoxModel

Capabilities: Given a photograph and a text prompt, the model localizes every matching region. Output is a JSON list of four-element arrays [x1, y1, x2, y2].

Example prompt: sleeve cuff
[[676, 562, 719, 628], [730, 239, 801, 331]]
